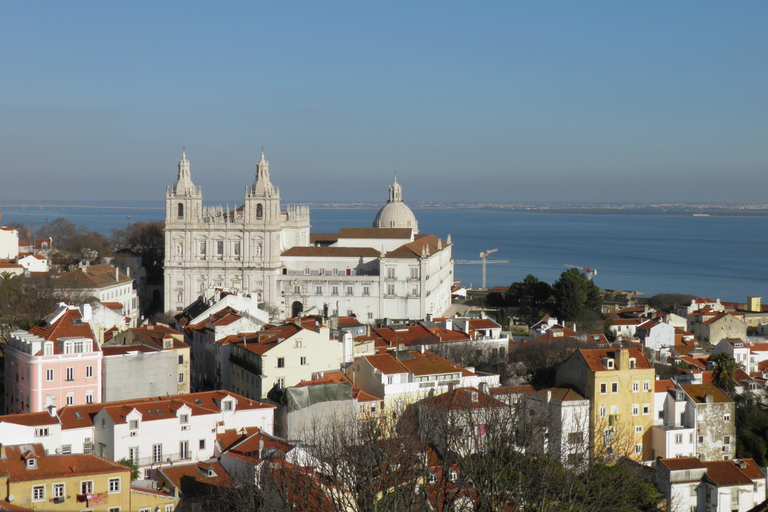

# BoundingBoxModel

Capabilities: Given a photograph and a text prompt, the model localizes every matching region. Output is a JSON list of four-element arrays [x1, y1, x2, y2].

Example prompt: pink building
[[4, 304, 102, 414]]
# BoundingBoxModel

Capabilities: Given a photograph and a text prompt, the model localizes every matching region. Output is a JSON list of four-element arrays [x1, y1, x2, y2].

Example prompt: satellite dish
[[8, 495, 14, 502]]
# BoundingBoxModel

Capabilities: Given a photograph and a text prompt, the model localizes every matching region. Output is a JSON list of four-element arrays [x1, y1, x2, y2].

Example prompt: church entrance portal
[[291, 301, 303, 318]]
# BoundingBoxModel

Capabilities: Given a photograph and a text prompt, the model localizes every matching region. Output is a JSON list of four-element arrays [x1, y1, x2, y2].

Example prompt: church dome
[[373, 177, 418, 233]]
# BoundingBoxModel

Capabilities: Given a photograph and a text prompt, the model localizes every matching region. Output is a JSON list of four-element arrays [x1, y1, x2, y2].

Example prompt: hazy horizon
[[2, 2, 766, 204]]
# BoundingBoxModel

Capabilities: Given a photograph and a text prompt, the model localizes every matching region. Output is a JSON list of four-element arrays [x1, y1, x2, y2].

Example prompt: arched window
[[256, 203, 264, 219], [178, 203, 184, 218]]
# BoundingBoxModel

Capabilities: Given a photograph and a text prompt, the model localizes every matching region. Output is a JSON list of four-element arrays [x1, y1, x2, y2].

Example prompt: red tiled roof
[[577, 347, 652, 372], [281, 246, 381, 257], [0, 444, 129, 482], [659, 457, 706, 471], [655, 379, 675, 393], [28, 308, 96, 354], [159, 460, 234, 497], [704, 459, 763, 487], [338, 227, 412, 239], [57, 263, 132, 289], [680, 383, 732, 404], [385, 235, 447, 259], [420, 387, 508, 410]]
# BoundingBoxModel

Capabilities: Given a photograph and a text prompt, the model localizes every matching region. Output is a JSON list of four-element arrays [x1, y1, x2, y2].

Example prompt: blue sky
[[1, 2, 766, 204]]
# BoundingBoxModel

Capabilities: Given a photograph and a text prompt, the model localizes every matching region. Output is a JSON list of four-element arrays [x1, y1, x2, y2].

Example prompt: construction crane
[[564, 264, 597, 280], [455, 249, 509, 289]]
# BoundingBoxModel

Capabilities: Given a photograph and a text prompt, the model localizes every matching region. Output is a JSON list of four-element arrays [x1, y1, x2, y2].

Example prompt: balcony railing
[[137, 452, 190, 468]]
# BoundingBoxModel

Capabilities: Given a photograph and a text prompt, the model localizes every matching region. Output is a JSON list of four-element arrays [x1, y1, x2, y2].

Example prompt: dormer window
[[629, 358, 636, 369], [606, 358, 614, 369], [222, 400, 233, 412], [26, 457, 37, 469], [180, 414, 189, 424], [129, 419, 139, 430], [44, 342, 54, 356]]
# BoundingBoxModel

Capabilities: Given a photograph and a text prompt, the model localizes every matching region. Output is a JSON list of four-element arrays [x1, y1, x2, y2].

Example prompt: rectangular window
[[643, 381, 650, 392], [332, 286, 338, 296], [611, 382, 618, 393], [294, 285, 301, 294], [599, 406, 607, 418], [85, 391, 94, 404], [199, 439, 206, 450], [276, 378, 285, 388], [66, 393, 74, 406], [387, 284, 395, 296], [642, 404, 650, 415], [363, 286, 370, 296], [108, 477, 121, 493], [632, 381, 639, 392], [723, 436, 731, 445], [178, 354, 184, 364], [81, 481, 93, 495], [599, 383, 607, 394], [277, 358, 285, 368], [129, 419, 139, 430], [316, 286, 322, 295], [610, 405, 618, 415], [723, 413, 731, 421], [347, 286, 353, 296], [53, 483, 65, 498], [223, 401, 233, 411], [178, 372, 184, 383], [46, 368, 54, 381], [129, 447, 139, 465], [635, 425, 643, 433], [180, 440, 189, 459], [66, 367, 74, 381], [675, 434, 683, 444], [300, 356, 307, 365], [234, 241, 241, 258], [634, 444, 643, 455], [411, 268, 419, 279], [32, 485, 45, 501], [61, 445, 72, 454], [411, 286, 419, 296], [199, 241, 206, 256], [632, 404, 639, 416], [152, 444, 162, 463], [387, 268, 395, 279], [567, 432, 583, 444], [86, 365, 93, 378], [217, 241, 224, 255], [179, 414, 189, 424]]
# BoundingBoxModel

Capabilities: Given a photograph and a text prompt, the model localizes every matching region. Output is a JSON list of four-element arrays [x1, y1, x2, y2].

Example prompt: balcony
[[137, 452, 190, 468]]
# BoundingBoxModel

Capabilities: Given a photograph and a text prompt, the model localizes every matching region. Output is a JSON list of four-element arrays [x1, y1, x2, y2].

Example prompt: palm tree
[[710, 352, 739, 395]]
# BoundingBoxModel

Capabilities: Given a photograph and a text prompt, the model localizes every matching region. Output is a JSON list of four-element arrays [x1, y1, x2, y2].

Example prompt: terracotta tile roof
[[225, 323, 302, 355], [659, 457, 706, 471], [703, 312, 744, 325], [680, 383, 732, 404], [57, 263, 132, 289], [576, 347, 652, 372], [338, 227, 412, 239], [490, 384, 535, 396], [184, 306, 242, 333], [609, 318, 644, 326], [467, 318, 500, 330], [216, 426, 262, 452], [655, 379, 675, 393], [385, 234, 447, 259], [397, 350, 474, 377], [159, 460, 234, 497], [704, 459, 763, 487], [0, 444, 129, 482], [371, 325, 440, 347], [28, 308, 97, 354], [224, 431, 294, 464], [282, 246, 381, 257], [531, 387, 586, 402], [419, 387, 508, 410], [0, 411, 60, 427], [363, 353, 409, 375], [424, 326, 470, 342]]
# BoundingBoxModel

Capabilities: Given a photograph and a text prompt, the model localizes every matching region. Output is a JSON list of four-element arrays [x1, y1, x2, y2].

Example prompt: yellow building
[[0, 443, 179, 512], [0, 444, 130, 511], [556, 347, 656, 461]]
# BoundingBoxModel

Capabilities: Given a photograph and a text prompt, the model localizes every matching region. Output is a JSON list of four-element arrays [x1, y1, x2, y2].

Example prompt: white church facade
[[164, 150, 453, 322]]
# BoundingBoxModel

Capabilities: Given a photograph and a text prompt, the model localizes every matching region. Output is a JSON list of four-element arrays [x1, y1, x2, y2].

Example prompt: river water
[[2, 202, 766, 302]]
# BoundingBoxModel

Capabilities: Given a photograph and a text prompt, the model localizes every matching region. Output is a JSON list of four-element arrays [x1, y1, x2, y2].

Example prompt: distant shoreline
[[2, 201, 768, 218]]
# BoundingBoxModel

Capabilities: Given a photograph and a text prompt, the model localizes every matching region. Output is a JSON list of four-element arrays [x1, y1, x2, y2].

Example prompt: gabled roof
[[27, 307, 96, 353], [56, 263, 132, 289], [575, 347, 652, 372], [385, 234, 447, 259], [531, 387, 586, 402], [0, 411, 60, 427], [224, 430, 294, 464], [364, 350, 474, 378], [0, 444, 129, 482], [224, 323, 303, 355], [658, 457, 706, 472], [680, 383, 732, 404], [704, 459, 764, 487], [419, 387, 507, 410], [159, 460, 233, 497], [655, 379, 676, 393]]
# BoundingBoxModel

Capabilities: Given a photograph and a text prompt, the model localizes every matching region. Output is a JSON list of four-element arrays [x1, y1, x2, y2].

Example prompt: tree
[[485, 291, 506, 308], [124, 221, 165, 282], [552, 268, 601, 322], [646, 293, 696, 314], [710, 352, 738, 395], [505, 274, 553, 324], [117, 458, 140, 481]]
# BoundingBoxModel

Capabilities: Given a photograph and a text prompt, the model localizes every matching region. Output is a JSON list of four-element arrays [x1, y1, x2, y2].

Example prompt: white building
[[164, 150, 453, 321], [56, 263, 139, 327], [0, 226, 19, 260]]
